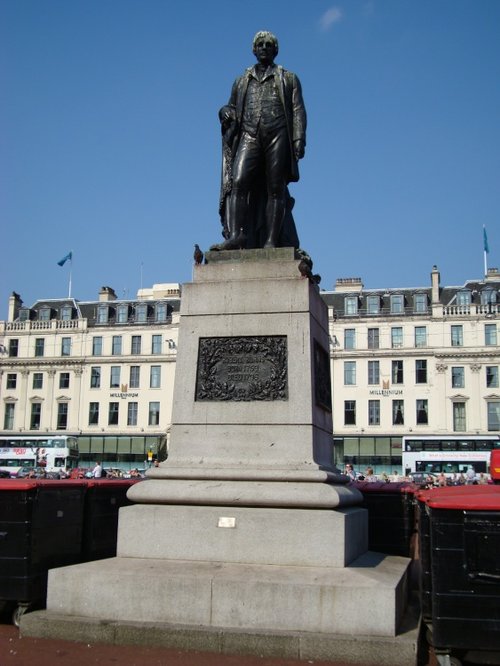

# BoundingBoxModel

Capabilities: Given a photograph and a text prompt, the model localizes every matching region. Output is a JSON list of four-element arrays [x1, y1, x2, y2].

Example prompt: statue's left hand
[[294, 139, 305, 160]]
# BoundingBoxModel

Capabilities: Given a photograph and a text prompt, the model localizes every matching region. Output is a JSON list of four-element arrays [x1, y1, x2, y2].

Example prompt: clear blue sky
[[1, 0, 499, 319]]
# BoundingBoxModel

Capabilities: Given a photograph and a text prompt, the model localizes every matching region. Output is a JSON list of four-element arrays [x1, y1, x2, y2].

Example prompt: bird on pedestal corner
[[298, 257, 321, 286], [193, 244, 204, 265]]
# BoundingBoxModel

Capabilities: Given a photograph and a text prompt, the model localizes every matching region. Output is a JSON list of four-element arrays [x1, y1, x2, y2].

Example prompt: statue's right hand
[[219, 105, 235, 126]]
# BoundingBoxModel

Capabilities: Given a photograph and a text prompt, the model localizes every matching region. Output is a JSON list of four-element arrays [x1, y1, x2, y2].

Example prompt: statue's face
[[253, 37, 277, 66]]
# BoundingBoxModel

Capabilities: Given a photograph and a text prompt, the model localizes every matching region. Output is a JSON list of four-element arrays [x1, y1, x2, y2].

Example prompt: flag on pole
[[483, 226, 489, 254], [57, 251, 73, 267]]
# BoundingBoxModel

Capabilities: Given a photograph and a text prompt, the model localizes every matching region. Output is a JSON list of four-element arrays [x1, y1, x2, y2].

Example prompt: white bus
[[0, 435, 79, 477], [402, 435, 500, 478]]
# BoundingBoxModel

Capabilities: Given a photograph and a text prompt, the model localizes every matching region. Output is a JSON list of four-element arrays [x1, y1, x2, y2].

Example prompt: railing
[[442, 304, 499, 317], [329, 303, 499, 319], [1, 319, 87, 332]]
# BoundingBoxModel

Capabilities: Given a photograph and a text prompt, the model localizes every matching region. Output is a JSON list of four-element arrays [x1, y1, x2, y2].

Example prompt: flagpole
[[68, 254, 73, 298], [483, 225, 489, 278]]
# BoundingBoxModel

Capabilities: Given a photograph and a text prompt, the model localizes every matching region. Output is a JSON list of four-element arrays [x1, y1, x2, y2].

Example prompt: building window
[[368, 360, 380, 385], [457, 290, 471, 306], [392, 400, 404, 425], [59, 372, 70, 389], [90, 367, 101, 389], [416, 360, 427, 384], [32, 373, 43, 389], [451, 325, 463, 347], [413, 293, 428, 313], [485, 324, 497, 346], [60, 306, 73, 321], [4, 403, 15, 429], [453, 402, 466, 432], [391, 327, 403, 348], [92, 336, 103, 356], [35, 338, 45, 357], [487, 402, 500, 431], [117, 305, 129, 324], [127, 402, 138, 426], [108, 402, 119, 425], [110, 367, 121, 388], [6, 373, 17, 389], [486, 366, 499, 389], [416, 399, 428, 425], [451, 366, 465, 389], [9, 339, 19, 357], [39, 307, 51, 321], [344, 400, 356, 425], [366, 295, 380, 315], [131, 335, 142, 355], [481, 289, 497, 307], [344, 329, 356, 350], [414, 326, 427, 348], [89, 402, 99, 425], [150, 365, 161, 388], [156, 303, 168, 322], [135, 304, 148, 323], [392, 360, 404, 384], [344, 296, 358, 316], [112, 335, 122, 355], [57, 403, 68, 430], [148, 401, 160, 426], [129, 366, 140, 388], [61, 337, 71, 356], [97, 306, 109, 324], [367, 328, 379, 349], [344, 361, 356, 385], [390, 294, 404, 314], [368, 400, 380, 425], [152, 335, 162, 354], [30, 403, 41, 430]]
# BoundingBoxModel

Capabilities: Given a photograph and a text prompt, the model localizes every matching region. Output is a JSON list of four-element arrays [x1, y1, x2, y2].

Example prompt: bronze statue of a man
[[215, 31, 307, 250]]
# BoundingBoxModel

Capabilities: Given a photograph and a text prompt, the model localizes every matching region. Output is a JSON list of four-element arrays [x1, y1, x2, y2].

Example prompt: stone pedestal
[[21, 250, 413, 661]]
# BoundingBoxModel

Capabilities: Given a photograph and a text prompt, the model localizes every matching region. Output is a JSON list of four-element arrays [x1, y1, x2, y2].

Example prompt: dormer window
[[155, 303, 168, 322], [39, 307, 51, 321], [60, 306, 73, 321], [481, 289, 497, 306], [117, 304, 129, 324], [413, 293, 428, 313], [344, 296, 358, 316], [366, 295, 380, 315], [135, 304, 148, 323], [97, 305, 109, 324], [457, 290, 471, 306], [390, 294, 404, 314]]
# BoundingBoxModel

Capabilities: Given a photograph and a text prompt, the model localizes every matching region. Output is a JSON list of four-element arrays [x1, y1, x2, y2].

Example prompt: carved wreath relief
[[195, 336, 288, 402]]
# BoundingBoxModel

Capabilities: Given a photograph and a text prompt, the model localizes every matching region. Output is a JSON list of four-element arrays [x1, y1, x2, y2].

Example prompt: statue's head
[[252, 31, 279, 58]]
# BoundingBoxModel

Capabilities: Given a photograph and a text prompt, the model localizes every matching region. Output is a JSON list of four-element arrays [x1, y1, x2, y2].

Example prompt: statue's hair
[[252, 31, 279, 55]]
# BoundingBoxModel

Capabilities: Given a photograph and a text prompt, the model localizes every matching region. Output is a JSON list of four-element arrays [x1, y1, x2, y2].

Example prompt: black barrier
[[416, 486, 500, 656], [0, 478, 139, 624], [353, 481, 418, 557]]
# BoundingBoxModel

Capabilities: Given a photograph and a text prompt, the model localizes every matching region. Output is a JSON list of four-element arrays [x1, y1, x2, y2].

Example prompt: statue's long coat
[[219, 64, 307, 245]]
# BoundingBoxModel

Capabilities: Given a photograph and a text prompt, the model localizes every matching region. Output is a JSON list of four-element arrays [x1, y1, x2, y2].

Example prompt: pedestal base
[[41, 552, 410, 637]]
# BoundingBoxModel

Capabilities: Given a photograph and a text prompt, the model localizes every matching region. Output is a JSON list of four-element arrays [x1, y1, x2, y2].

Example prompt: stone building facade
[[323, 266, 500, 473], [0, 284, 180, 469], [1, 268, 498, 473]]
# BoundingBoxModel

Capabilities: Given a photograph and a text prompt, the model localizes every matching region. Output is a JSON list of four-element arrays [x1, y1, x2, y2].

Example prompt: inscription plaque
[[196, 336, 288, 402]]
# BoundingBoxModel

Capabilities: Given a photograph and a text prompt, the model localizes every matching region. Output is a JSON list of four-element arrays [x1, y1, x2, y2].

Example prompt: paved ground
[[0, 622, 373, 666]]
